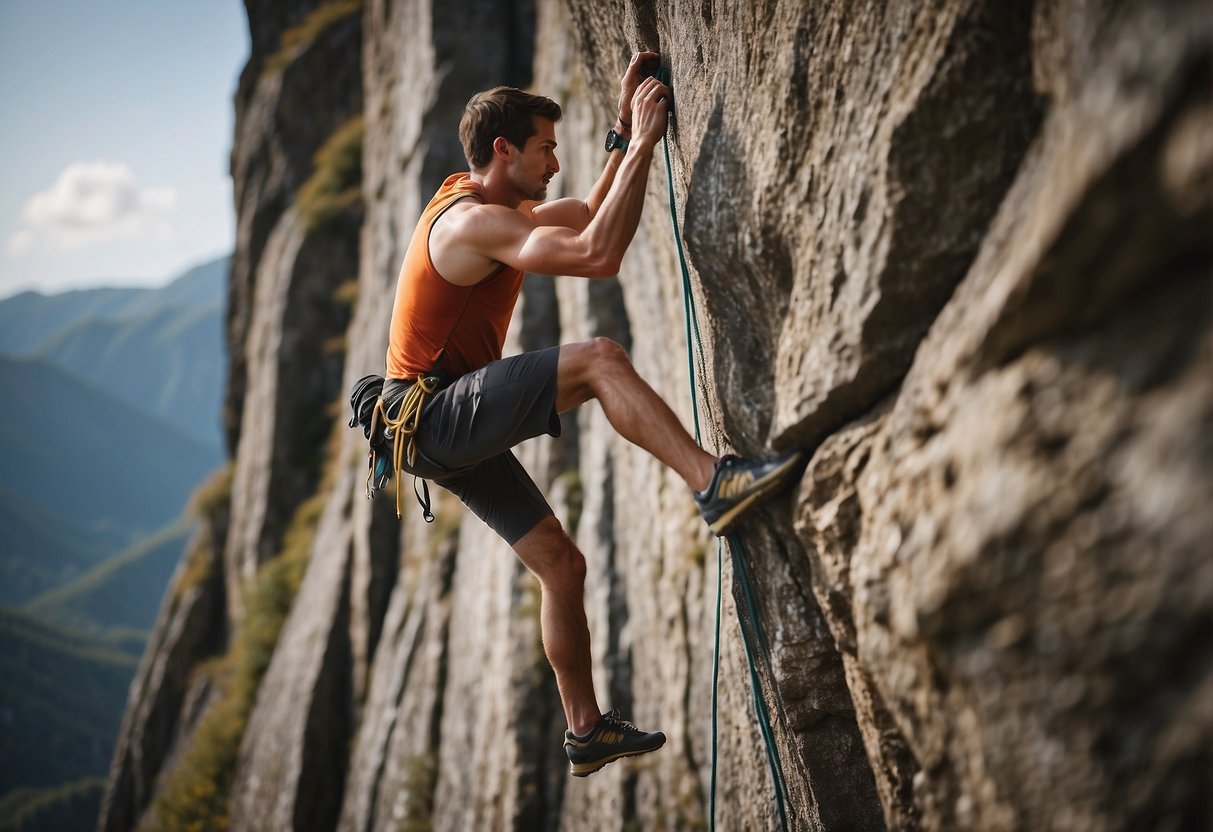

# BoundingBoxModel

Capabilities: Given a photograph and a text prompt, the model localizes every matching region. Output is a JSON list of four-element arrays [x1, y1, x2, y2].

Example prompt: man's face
[[507, 116, 559, 201]]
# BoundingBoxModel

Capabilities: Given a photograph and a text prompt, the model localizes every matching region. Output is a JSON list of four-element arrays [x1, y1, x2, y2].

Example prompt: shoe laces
[[601, 708, 640, 734]]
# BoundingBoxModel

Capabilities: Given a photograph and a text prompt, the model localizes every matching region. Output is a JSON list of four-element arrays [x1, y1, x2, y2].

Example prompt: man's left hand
[[619, 51, 660, 133]]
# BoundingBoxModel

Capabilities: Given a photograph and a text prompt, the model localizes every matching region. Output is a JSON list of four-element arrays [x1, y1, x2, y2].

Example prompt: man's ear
[[492, 136, 513, 161]]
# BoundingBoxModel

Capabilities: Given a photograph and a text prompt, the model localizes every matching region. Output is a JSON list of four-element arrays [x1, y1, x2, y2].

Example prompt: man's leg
[[512, 515, 601, 736], [555, 337, 806, 536], [556, 338, 716, 492], [513, 514, 666, 776], [411, 349, 666, 773]]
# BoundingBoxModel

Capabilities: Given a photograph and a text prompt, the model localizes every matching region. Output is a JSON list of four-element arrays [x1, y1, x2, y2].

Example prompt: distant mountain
[[0, 288, 157, 357], [0, 256, 228, 449], [0, 256, 227, 356], [0, 355, 221, 557], [0, 258, 230, 829], [0, 777, 105, 832], [0, 606, 139, 797], [24, 521, 194, 634], [31, 299, 224, 449], [119, 256, 227, 314], [0, 520, 192, 832], [0, 484, 123, 607]]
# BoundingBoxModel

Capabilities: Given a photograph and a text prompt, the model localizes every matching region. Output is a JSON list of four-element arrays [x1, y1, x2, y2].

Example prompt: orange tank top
[[385, 173, 524, 379]]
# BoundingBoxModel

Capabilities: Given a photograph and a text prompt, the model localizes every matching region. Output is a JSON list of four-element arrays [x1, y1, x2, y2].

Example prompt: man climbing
[[379, 52, 802, 776]]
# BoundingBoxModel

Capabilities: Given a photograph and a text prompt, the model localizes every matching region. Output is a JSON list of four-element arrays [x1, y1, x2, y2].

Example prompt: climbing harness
[[348, 274, 479, 523], [658, 72, 791, 831], [347, 371, 444, 522], [375, 372, 443, 520]]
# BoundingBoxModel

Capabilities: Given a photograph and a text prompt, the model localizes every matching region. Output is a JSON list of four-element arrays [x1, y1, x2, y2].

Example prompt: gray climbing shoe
[[563, 709, 666, 777], [693, 451, 805, 536]]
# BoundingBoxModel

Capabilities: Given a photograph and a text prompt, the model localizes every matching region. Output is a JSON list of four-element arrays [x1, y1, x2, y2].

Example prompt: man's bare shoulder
[[430, 200, 535, 285], [433, 196, 592, 279], [440, 199, 536, 245]]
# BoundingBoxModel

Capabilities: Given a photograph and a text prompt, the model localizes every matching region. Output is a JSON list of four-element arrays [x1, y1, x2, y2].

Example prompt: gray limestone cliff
[[101, 0, 1211, 830]]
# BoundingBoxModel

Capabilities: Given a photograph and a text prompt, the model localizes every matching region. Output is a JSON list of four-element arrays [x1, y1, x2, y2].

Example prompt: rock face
[[101, 0, 1212, 830]]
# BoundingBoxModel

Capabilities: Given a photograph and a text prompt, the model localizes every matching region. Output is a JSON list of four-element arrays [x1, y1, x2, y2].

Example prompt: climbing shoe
[[563, 709, 666, 777], [694, 451, 806, 536]]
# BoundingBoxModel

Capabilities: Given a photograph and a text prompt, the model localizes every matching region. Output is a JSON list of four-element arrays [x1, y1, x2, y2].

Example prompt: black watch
[[604, 128, 629, 154]]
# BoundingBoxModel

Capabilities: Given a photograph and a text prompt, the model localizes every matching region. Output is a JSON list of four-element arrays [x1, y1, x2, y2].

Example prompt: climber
[[378, 51, 803, 777]]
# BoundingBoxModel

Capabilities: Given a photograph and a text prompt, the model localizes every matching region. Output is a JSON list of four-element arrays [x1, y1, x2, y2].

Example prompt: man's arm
[[530, 142, 625, 232], [530, 51, 659, 232], [460, 77, 671, 278]]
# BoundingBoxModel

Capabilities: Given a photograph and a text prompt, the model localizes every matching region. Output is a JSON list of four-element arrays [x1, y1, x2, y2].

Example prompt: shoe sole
[[708, 453, 804, 536], [568, 738, 666, 777]]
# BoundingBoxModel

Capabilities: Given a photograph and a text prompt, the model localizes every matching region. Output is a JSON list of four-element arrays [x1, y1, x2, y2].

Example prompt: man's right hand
[[629, 76, 671, 150]]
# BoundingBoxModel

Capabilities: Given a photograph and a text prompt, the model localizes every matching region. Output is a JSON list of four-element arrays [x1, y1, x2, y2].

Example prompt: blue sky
[[0, 1, 249, 298]]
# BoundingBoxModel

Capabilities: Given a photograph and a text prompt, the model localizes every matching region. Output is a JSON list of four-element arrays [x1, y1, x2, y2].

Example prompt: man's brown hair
[[459, 86, 562, 170]]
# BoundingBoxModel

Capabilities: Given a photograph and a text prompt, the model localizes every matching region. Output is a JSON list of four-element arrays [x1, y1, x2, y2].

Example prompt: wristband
[[604, 128, 629, 154]]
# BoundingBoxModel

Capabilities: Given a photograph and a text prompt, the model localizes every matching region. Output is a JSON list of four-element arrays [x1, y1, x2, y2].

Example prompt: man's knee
[[557, 338, 632, 410], [588, 336, 629, 369], [546, 532, 587, 588], [556, 541, 587, 588], [518, 517, 586, 588], [580, 338, 632, 394]]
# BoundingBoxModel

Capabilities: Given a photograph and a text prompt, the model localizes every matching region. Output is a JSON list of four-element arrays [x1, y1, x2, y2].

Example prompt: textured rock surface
[[103, 0, 1211, 830], [223, 2, 362, 617], [97, 523, 228, 832]]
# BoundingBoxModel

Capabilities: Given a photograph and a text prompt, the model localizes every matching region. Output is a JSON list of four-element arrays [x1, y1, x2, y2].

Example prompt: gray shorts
[[383, 346, 562, 545]]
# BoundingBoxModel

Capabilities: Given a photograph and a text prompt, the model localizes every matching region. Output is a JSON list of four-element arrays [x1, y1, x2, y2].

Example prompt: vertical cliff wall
[[102, 0, 1211, 830], [100, 1, 364, 829]]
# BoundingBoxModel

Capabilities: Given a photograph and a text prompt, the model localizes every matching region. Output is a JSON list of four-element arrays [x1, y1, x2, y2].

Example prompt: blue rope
[[729, 533, 791, 829], [663, 133, 702, 449], [659, 103, 790, 832], [710, 538, 723, 825]]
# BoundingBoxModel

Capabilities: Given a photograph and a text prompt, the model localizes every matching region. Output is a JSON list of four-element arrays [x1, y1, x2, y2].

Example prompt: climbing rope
[[659, 89, 791, 832], [662, 133, 703, 448], [371, 373, 441, 518], [729, 532, 792, 830]]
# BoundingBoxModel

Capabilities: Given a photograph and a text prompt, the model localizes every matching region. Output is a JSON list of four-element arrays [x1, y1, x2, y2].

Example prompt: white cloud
[[8, 162, 176, 253], [7, 229, 34, 256]]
